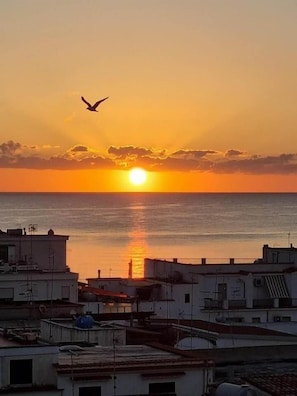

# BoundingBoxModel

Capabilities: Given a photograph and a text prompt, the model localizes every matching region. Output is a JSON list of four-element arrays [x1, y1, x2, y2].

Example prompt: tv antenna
[[28, 224, 38, 234]]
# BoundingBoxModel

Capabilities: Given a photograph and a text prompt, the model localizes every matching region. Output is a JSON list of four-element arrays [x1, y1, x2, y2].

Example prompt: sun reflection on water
[[125, 203, 148, 278]]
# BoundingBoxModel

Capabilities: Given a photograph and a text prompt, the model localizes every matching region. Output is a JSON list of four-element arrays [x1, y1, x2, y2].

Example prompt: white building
[[87, 244, 297, 332], [0, 333, 214, 396], [171, 320, 297, 350], [56, 344, 213, 396], [0, 228, 80, 319], [0, 337, 61, 395]]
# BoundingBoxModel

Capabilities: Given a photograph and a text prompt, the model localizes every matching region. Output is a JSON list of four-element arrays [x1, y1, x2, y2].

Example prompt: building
[[87, 244, 297, 333], [0, 337, 61, 395], [56, 343, 213, 396], [0, 228, 81, 320]]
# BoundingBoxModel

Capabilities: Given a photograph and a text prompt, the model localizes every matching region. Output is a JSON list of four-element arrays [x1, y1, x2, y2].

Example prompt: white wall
[[0, 272, 78, 303], [176, 335, 297, 350], [40, 320, 126, 345], [58, 366, 212, 396], [135, 283, 200, 319], [0, 345, 59, 388], [0, 233, 68, 271]]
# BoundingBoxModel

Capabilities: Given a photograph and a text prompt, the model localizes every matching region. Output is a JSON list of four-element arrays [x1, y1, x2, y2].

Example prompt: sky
[[1, 0, 297, 192]]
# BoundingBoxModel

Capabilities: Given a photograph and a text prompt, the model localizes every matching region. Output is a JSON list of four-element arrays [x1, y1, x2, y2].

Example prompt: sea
[[0, 192, 296, 281]]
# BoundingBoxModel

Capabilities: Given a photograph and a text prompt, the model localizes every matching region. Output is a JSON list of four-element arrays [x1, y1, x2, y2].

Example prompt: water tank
[[75, 315, 95, 329], [216, 383, 257, 396]]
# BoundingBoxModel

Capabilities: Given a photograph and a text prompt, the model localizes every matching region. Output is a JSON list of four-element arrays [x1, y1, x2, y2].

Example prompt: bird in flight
[[81, 96, 109, 112]]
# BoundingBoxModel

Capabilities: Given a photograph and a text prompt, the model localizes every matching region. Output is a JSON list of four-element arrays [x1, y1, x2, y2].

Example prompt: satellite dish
[[59, 345, 83, 352]]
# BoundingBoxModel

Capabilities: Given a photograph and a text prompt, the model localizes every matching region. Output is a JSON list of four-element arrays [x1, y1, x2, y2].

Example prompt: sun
[[129, 167, 147, 186]]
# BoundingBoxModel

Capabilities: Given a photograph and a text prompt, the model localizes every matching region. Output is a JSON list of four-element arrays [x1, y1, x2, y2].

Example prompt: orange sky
[[1, 168, 297, 193], [1, 1, 297, 192]]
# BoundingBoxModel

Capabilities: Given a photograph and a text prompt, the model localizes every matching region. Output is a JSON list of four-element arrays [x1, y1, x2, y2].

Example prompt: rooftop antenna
[[28, 224, 38, 233], [113, 329, 117, 396], [26, 224, 38, 317], [28, 224, 38, 264]]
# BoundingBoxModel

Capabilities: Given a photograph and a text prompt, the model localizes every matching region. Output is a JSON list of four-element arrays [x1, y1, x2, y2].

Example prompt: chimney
[[128, 260, 133, 278]]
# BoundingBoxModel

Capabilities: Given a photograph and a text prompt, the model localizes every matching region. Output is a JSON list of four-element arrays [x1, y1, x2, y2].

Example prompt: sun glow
[[129, 167, 147, 186]]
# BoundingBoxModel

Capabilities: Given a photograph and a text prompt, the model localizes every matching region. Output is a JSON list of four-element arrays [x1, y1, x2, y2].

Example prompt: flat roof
[[56, 344, 210, 373], [151, 319, 293, 336], [58, 345, 180, 366]]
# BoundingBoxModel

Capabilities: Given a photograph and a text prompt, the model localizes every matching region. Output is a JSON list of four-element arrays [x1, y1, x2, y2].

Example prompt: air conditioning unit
[[273, 316, 281, 322], [253, 277, 264, 287]]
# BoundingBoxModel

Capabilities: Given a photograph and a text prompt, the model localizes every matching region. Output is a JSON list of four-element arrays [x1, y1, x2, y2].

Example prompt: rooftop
[[150, 319, 292, 337], [244, 374, 297, 396], [56, 343, 211, 375]]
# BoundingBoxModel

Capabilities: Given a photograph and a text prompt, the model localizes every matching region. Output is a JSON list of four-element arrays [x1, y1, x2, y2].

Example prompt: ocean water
[[0, 192, 296, 281]]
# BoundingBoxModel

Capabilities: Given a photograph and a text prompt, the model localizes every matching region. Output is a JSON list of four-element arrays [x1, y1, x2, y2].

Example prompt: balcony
[[204, 298, 223, 309], [203, 297, 294, 310]]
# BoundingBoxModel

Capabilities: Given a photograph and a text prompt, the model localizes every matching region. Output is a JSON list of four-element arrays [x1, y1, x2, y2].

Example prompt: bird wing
[[93, 97, 109, 109], [81, 96, 92, 107]]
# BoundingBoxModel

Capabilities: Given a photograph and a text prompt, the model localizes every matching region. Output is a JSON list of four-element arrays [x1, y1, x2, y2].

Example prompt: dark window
[[218, 283, 227, 300], [10, 359, 32, 385], [225, 317, 243, 323], [184, 293, 190, 303], [281, 316, 291, 322], [79, 386, 101, 396], [0, 245, 9, 262], [149, 381, 175, 394]]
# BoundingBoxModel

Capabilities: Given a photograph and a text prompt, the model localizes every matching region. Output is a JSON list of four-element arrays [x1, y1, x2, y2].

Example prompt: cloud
[[225, 149, 245, 157], [1, 140, 297, 175], [212, 153, 297, 174], [70, 145, 89, 153], [0, 141, 21, 156], [172, 149, 217, 158], [108, 145, 154, 158], [0, 141, 113, 170]]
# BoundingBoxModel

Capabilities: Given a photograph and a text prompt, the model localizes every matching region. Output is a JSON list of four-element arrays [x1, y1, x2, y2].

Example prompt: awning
[[264, 274, 289, 298]]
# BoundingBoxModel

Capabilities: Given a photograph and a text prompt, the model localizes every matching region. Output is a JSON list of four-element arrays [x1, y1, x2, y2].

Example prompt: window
[[184, 293, 190, 303], [79, 386, 101, 396], [218, 283, 227, 300], [252, 317, 261, 323], [281, 316, 291, 322], [0, 245, 9, 262], [225, 317, 243, 323], [61, 286, 70, 300], [149, 381, 175, 394], [10, 359, 32, 385]]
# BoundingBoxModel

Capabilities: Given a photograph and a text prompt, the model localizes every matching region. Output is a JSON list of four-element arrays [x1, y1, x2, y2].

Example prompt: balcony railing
[[203, 298, 294, 310], [204, 298, 223, 309]]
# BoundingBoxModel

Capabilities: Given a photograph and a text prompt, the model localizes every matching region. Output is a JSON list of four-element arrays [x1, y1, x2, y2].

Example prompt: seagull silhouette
[[81, 96, 109, 112]]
